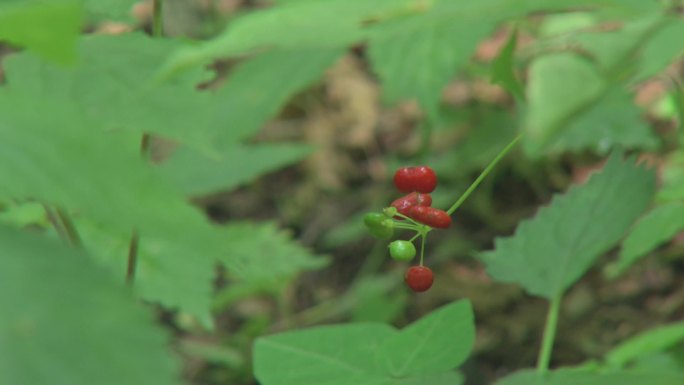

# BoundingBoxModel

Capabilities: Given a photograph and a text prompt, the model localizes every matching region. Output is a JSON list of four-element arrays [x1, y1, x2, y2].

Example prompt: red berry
[[406, 206, 452, 228], [393, 166, 437, 193], [405, 266, 434, 292], [390, 192, 432, 217]]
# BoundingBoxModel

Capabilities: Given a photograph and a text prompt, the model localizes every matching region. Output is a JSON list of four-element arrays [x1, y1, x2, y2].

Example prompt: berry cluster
[[363, 166, 452, 293]]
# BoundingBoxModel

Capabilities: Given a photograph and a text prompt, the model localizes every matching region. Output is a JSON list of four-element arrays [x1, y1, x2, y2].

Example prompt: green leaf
[[83, 0, 137, 22], [0, 76, 224, 327], [657, 151, 684, 202], [212, 222, 328, 309], [160, 144, 313, 196], [0, 226, 183, 385], [368, 16, 493, 117], [495, 368, 684, 385], [636, 18, 684, 81], [253, 300, 474, 385], [3, 33, 217, 152], [0, 201, 48, 228], [608, 202, 684, 277], [669, 78, 684, 133], [255, 323, 396, 385], [159, 0, 414, 75], [524, 53, 605, 155], [0, 0, 82, 63], [75, 219, 217, 328], [379, 300, 474, 376], [480, 154, 656, 299], [545, 88, 660, 154], [573, 15, 659, 71], [491, 29, 524, 101], [219, 222, 329, 284], [159, 0, 658, 77], [0, 37, 330, 323], [605, 321, 684, 368], [208, 47, 343, 147]]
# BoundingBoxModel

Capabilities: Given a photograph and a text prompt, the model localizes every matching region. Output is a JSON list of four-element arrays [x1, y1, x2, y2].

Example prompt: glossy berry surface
[[388, 240, 416, 261], [405, 266, 434, 292], [390, 192, 432, 217], [393, 166, 437, 193], [406, 206, 452, 228]]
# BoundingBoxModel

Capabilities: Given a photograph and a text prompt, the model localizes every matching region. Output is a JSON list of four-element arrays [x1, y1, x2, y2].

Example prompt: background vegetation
[[1, 0, 683, 384]]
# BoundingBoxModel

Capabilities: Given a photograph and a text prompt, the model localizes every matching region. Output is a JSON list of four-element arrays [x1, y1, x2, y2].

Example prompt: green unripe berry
[[388, 240, 416, 261], [364, 212, 394, 240], [383, 207, 398, 218]]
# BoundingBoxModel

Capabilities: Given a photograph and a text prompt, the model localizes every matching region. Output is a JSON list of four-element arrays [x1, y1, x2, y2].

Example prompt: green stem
[[126, 134, 151, 285], [418, 233, 427, 266], [56, 207, 81, 247], [152, 0, 163, 37], [126, 230, 139, 285], [43, 204, 69, 243], [446, 133, 523, 216], [537, 293, 562, 375]]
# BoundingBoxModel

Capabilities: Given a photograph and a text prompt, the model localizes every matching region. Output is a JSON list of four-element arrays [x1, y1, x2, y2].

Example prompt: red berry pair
[[393, 166, 437, 194], [392, 166, 451, 229]]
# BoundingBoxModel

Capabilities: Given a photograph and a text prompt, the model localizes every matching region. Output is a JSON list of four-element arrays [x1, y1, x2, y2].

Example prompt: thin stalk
[[537, 293, 562, 375], [126, 230, 140, 285], [418, 233, 427, 266], [55, 207, 81, 247], [446, 134, 522, 215], [152, 0, 163, 37], [43, 204, 69, 242], [126, 134, 151, 285]]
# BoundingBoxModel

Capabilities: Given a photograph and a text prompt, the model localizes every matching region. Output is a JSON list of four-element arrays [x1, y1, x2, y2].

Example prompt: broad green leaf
[[379, 301, 475, 376], [160, 0, 415, 75], [2, 38, 330, 326], [160, 144, 313, 196], [636, 18, 684, 81], [524, 53, 605, 155], [254, 323, 396, 385], [491, 29, 524, 101], [657, 151, 684, 202], [368, 17, 493, 117], [3, 34, 217, 152], [480, 154, 656, 299], [218, 222, 329, 284], [83, 0, 137, 22], [671, 79, 684, 132], [254, 300, 474, 385], [608, 202, 684, 277], [539, 13, 596, 36], [0, 81, 224, 327], [0, 226, 183, 385], [573, 15, 660, 71], [366, 0, 624, 117], [160, 48, 341, 195], [495, 368, 684, 385], [160, 0, 656, 77], [212, 222, 328, 309], [209, 47, 343, 147], [630, 352, 684, 375], [75, 218, 217, 328], [605, 322, 684, 368], [0, 0, 82, 63], [545, 88, 660, 154]]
